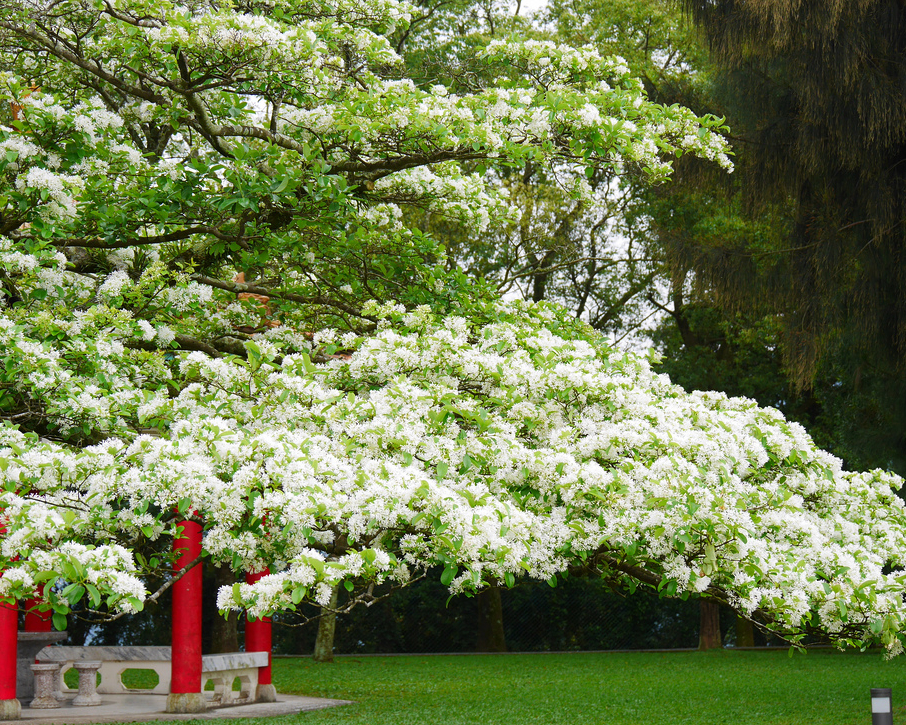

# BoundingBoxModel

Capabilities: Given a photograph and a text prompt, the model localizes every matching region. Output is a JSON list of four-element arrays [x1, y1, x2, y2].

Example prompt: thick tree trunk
[[476, 586, 507, 652], [313, 586, 339, 663], [734, 613, 755, 648], [210, 565, 239, 653], [698, 600, 722, 650]]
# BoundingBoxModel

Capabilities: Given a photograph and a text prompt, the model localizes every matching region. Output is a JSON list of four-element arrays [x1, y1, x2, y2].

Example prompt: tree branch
[[50, 226, 246, 249], [85, 553, 204, 623], [191, 274, 378, 322], [0, 20, 167, 104]]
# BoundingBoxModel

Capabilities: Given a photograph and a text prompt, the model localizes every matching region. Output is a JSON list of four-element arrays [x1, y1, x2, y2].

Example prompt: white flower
[[137, 320, 156, 341], [98, 270, 132, 299], [156, 326, 175, 346]]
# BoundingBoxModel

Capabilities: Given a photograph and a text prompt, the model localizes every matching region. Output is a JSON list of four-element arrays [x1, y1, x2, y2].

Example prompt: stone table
[[17, 632, 68, 703]]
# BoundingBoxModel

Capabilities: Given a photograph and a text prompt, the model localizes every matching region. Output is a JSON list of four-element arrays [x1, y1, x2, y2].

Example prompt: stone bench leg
[[72, 662, 102, 706], [54, 667, 66, 702], [29, 664, 61, 709]]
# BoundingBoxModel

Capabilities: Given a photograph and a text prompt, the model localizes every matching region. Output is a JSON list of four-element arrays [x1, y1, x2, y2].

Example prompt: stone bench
[[202, 652, 268, 706], [37, 646, 171, 696], [36, 646, 269, 705]]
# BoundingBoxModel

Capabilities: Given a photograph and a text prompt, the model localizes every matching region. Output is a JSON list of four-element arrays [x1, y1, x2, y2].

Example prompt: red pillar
[[0, 596, 17, 699], [166, 517, 206, 713], [24, 587, 52, 632], [245, 569, 276, 702], [0, 517, 20, 718]]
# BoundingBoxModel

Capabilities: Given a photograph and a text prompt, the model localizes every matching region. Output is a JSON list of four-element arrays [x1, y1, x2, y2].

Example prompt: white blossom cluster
[[373, 164, 516, 232], [2, 296, 906, 651], [0, 87, 154, 223], [0, 0, 873, 651], [1, 0, 734, 268]]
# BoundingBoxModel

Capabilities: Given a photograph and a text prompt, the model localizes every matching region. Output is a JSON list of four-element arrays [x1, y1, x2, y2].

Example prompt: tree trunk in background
[[313, 586, 339, 663], [735, 613, 755, 647], [211, 565, 239, 653], [698, 600, 722, 650], [476, 586, 507, 652]]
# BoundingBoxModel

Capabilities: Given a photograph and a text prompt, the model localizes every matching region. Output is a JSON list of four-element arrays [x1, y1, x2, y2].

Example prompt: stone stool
[[29, 663, 61, 709], [72, 662, 103, 706]]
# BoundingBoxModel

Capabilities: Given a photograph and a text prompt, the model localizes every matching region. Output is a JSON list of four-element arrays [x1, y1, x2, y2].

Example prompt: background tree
[[664, 0, 906, 474]]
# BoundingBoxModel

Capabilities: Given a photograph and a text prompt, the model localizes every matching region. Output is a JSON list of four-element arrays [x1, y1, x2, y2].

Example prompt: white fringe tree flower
[[0, 0, 902, 655]]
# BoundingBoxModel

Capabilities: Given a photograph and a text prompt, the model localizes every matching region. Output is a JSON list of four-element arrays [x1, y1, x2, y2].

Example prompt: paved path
[[1, 694, 352, 725]]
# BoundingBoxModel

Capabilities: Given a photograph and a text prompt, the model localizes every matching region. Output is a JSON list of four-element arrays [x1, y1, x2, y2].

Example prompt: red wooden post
[[0, 514, 20, 717], [24, 587, 52, 633], [245, 569, 276, 702], [166, 517, 206, 713], [0, 593, 19, 718]]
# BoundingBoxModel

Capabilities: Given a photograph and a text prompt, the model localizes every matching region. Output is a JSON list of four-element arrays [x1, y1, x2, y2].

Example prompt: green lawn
[[265, 649, 906, 725], [66, 649, 906, 724]]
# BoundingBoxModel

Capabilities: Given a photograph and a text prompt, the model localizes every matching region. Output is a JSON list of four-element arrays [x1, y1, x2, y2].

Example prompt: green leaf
[[441, 565, 457, 586], [52, 613, 67, 631], [246, 340, 262, 369], [62, 583, 85, 606]]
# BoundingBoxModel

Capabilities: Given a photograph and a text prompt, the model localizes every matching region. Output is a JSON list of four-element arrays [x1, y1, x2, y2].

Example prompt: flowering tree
[[1, 0, 905, 655]]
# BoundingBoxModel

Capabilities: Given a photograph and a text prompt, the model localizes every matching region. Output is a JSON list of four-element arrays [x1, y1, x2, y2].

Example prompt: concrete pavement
[[0, 693, 352, 725]]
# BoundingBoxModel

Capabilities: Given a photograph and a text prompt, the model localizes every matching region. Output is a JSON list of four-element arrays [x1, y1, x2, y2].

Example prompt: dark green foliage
[[501, 577, 704, 651], [651, 298, 906, 476], [58, 562, 229, 649], [801, 348, 906, 476], [59, 588, 172, 647], [650, 307, 788, 406], [270, 569, 737, 655], [678, 0, 906, 388], [633, 0, 906, 476]]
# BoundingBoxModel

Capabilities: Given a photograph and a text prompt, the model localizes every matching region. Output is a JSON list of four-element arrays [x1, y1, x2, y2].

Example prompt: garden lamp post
[[872, 688, 893, 725]]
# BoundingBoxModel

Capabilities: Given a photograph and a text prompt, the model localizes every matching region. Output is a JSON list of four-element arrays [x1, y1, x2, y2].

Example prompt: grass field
[[66, 649, 906, 724], [264, 649, 906, 725]]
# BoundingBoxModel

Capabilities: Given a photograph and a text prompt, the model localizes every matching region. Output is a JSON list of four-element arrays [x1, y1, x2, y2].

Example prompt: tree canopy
[[676, 0, 906, 386], [1, 0, 906, 655]]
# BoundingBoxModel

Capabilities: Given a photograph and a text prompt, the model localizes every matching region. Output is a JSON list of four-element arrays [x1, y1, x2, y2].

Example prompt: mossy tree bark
[[313, 585, 339, 663]]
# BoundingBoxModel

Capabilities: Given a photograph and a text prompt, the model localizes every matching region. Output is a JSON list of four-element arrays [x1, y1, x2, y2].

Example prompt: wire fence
[[269, 569, 748, 656], [63, 565, 770, 654]]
